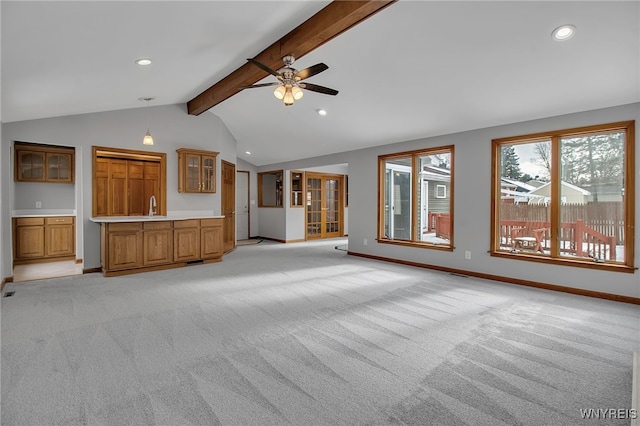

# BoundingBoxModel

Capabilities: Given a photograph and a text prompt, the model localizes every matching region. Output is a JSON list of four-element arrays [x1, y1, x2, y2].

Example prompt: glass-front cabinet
[[177, 148, 218, 193], [15, 142, 74, 183]]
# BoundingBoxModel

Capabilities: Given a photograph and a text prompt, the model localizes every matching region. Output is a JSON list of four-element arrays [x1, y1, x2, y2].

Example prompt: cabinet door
[[174, 227, 200, 261], [95, 158, 109, 216], [127, 161, 145, 215], [46, 152, 73, 183], [144, 162, 160, 214], [46, 224, 75, 257], [109, 160, 128, 216], [185, 154, 201, 193], [108, 231, 143, 270], [15, 225, 45, 259], [16, 150, 45, 182], [201, 223, 223, 259], [201, 155, 216, 193], [143, 229, 173, 265]]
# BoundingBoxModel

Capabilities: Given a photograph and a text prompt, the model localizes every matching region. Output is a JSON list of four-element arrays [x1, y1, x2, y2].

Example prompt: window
[[378, 146, 454, 249], [491, 121, 634, 271], [290, 171, 304, 207], [258, 170, 283, 207]]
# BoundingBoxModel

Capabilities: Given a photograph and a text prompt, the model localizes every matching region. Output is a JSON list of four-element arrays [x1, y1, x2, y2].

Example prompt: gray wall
[[2, 104, 237, 272], [261, 103, 639, 299], [13, 181, 75, 210]]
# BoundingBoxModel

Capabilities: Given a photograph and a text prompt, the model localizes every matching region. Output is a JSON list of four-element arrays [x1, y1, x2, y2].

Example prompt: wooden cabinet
[[201, 219, 224, 259], [15, 143, 74, 183], [45, 217, 75, 257], [143, 222, 173, 266], [99, 218, 224, 276], [174, 220, 200, 262], [177, 148, 218, 193], [106, 223, 143, 270], [95, 157, 162, 217], [13, 216, 75, 265], [15, 218, 46, 259]]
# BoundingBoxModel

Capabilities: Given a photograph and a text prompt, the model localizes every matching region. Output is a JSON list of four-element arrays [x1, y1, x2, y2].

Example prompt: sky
[[512, 142, 550, 180]]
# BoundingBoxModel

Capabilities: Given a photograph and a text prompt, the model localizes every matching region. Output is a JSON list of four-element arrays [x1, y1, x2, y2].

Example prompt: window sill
[[377, 238, 454, 252], [490, 250, 635, 273]]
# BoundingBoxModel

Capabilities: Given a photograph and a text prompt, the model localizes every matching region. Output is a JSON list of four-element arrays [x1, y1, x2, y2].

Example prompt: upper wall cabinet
[[176, 148, 218, 193], [15, 142, 75, 183]]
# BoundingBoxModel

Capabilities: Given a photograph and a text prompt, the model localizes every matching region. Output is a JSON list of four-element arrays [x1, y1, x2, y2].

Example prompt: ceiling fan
[[241, 55, 338, 106]]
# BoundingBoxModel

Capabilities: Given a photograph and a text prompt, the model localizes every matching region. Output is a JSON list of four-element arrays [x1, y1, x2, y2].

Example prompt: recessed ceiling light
[[317, 109, 327, 116], [552, 25, 575, 41], [135, 58, 152, 66], [245, 151, 251, 155]]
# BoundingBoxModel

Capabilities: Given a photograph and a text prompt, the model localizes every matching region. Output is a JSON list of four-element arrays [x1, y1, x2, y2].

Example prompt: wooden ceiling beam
[[187, 0, 397, 116]]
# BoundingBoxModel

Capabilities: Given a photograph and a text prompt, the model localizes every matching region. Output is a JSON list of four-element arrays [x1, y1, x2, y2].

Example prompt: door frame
[[305, 172, 344, 240], [236, 170, 250, 239], [221, 160, 236, 253]]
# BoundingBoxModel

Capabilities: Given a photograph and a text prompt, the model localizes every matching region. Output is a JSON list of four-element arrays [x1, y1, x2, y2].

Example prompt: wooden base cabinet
[[13, 216, 75, 265], [143, 222, 173, 266], [100, 218, 223, 277], [201, 219, 223, 259]]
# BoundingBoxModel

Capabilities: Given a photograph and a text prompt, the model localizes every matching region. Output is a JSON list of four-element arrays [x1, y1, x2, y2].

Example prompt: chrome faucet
[[148, 195, 157, 216]]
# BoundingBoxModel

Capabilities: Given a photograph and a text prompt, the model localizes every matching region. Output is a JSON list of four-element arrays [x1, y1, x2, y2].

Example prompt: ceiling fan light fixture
[[274, 85, 286, 100], [283, 85, 295, 106], [292, 85, 303, 101]]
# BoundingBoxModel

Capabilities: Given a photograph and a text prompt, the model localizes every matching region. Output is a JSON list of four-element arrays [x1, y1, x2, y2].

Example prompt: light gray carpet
[[2, 238, 638, 425]]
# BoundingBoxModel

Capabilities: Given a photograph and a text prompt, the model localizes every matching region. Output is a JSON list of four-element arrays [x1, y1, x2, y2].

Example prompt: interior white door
[[236, 171, 249, 240]]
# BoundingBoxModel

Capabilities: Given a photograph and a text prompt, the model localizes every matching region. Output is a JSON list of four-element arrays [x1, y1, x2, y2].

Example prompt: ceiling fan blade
[[295, 63, 328, 81], [299, 82, 339, 96], [247, 58, 282, 79], [239, 82, 281, 90]]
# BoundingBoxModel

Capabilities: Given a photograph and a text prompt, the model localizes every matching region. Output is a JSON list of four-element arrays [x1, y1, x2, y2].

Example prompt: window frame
[[377, 145, 455, 251], [258, 170, 283, 208], [490, 121, 635, 272]]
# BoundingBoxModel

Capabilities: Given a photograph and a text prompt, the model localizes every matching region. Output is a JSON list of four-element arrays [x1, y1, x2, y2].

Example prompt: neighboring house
[[500, 178, 539, 204], [421, 165, 451, 214], [527, 181, 591, 205]]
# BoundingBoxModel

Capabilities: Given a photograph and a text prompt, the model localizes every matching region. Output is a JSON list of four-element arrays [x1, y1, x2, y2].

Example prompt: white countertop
[[90, 213, 224, 223], [12, 209, 76, 218]]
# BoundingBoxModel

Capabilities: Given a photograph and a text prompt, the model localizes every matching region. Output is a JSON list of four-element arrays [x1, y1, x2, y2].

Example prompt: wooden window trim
[[258, 170, 283, 208], [92, 145, 167, 217], [377, 145, 455, 250], [490, 120, 635, 272]]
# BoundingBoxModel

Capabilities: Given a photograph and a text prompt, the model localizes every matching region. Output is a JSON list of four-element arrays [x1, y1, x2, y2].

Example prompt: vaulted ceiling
[[2, 1, 638, 166]]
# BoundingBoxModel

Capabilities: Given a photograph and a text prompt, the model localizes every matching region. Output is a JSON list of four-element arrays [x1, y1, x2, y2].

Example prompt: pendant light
[[139, 97, 155, 145]]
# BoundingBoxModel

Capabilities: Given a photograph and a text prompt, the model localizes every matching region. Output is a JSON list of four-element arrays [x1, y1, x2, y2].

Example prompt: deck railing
[[499, 219, 616, 260]]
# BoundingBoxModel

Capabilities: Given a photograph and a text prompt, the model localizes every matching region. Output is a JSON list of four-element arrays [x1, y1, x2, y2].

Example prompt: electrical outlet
[[35, 201, 42, 208], [464, 250, 471, 260], [363, 238, 368, 246]]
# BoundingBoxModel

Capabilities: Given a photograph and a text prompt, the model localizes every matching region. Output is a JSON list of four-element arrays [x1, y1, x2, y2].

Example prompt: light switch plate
[[35, 201, 42, 208]]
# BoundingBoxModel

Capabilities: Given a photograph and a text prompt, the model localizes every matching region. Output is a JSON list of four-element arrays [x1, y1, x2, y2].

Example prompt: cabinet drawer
[[173, 219, 199, 229], [106, 222, 142, 232], [200, 218, 221, 227], [15, 217, 45, 226], [45, 216, 74, 225], [144, 221, 171, 230]]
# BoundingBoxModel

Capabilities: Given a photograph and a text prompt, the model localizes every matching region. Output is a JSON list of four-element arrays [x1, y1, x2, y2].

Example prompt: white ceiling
[[2, 1, 638, 166]]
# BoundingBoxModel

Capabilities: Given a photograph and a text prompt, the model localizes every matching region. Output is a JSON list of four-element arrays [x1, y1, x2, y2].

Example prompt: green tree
[[501, 145, 522, 180]]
